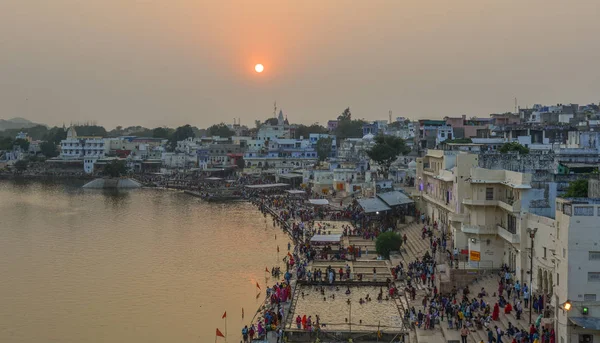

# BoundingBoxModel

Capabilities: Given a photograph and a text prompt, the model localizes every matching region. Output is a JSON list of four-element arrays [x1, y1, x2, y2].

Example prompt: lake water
[[0, 180, 290, 343]]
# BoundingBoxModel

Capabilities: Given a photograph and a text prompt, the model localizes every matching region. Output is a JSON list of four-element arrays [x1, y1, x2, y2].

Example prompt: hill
[[0, 117, 43, 131]]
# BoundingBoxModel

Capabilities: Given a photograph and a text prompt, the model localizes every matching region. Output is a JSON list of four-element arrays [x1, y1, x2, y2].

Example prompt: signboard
[[470, 251, 481, 261]]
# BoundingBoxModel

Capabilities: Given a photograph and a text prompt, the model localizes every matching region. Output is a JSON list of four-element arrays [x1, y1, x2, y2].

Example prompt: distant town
[[2, 102, 600, 341]]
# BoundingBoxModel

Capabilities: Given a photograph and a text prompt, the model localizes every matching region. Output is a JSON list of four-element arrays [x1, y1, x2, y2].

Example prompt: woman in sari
[[492, 303, 500, 321]]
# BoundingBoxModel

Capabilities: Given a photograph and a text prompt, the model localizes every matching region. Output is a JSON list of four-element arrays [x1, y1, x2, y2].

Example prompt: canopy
[[570, 317, 600, 330], [286, 190, 306, 194], [278, 173, 303, 179], [205, 177, 223, 181], [377, 191, 414, 207], [310, 234, 342, 244], [357, 197, 391, 213], [308, 199, 329, 206]]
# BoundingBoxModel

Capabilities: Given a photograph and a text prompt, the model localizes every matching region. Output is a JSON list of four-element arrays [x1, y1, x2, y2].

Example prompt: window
[[543, 247, 547, 259], [588, 272, 600, 282], [590, 252, 600, 261], [486, 187, 494, 200], [584, 294, 597, 301], [507, 215, 517, 234], [574, 206, 594, 216], [563, 248, 566, 258], [557, 273, 559, 286]]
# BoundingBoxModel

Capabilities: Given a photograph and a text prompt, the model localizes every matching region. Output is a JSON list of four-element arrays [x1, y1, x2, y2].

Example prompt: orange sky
[[0, 0, 599, 128]]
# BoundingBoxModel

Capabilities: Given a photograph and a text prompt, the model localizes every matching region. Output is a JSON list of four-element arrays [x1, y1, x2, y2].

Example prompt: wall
[[468, 235, 504, 267]]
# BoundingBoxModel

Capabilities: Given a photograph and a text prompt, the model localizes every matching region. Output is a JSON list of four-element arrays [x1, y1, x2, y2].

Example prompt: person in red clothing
[[492, 303, 500, 321]]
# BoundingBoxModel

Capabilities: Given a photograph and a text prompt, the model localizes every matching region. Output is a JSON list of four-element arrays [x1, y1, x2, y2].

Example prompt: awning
[[377, 191, 414, 207], [310, 234, 342, 244], [357, 197, 391, 213], [279, 173, 303, 179], [570, 317, 600, 330], [308, 199, 329, 206], [286, 190, 306, 194]]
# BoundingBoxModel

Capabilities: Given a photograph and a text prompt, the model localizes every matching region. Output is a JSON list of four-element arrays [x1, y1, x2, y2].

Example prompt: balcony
[[448, 212, 468, 223], [461, 224, 498, 235], [462, 198, 498, 206], [422, 193, 453, 212], [498, 198, 521, 212], [497, 224, 520, 244]]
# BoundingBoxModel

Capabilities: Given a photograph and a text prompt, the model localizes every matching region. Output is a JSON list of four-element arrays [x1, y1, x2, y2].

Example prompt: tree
[[264, 118, 279, 126], [375, 231, 403, 259], [40, 141, 59, 158], [168, 124, 195, 150], [13, 160, 28, 173], [295, 123, 328, 139], [563, 179, 588, 197], [13, 138, 30, 151], [152, 127, 171, 139], [43, 127, 67, 144], [366, 135, 410, 178], [74, 125, 107, 137], [0, 137, 12, 150], [499, 142, 529, 154], [335, 119, 367, 140], [235, 157, 245, 170], [103, 160, 127, 178], [337, 107, 352, 121], [207, 123, 235, 138], [316, 137, 333, 162]]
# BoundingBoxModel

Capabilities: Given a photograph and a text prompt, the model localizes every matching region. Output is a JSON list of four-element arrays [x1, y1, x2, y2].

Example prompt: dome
[[363, 133, 375, 140], [408, 160, 417, 169], [66, 126, 77, 138]]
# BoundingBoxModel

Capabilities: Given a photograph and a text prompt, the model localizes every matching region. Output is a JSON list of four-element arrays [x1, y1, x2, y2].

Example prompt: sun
[[254, 64, 264, 73]]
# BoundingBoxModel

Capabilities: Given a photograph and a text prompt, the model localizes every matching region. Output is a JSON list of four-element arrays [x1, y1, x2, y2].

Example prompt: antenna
[[389, 110, 392, 124]]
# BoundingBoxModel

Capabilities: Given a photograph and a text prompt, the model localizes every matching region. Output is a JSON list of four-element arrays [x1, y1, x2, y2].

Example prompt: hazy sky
[[1, 0, 599, 129]]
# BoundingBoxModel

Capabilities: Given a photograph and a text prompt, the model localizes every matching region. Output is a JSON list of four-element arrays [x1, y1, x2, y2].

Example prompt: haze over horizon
[[1, 0, 599, 129]]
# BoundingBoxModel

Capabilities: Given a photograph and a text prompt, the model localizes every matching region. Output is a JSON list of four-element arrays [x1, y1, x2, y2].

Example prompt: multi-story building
[[59, 126, 109, 173]]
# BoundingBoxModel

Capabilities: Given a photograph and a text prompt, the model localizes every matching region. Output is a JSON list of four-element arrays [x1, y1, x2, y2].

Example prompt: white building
[[59, 127, 109, 173]]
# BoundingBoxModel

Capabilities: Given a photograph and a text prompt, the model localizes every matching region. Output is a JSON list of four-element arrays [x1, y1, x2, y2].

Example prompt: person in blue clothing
[[487, 328, 494, 343]]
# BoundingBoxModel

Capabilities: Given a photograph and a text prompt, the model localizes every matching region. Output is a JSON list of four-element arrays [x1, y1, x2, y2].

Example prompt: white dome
[[363, 134, 375, 140], [408, 160, 417, 169]]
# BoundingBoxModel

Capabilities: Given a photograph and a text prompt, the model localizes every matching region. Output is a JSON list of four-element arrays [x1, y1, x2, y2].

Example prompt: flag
[[222, 311, 226, 319], [287, 252, 292, 258], [265, 267, 269, 273], [256, 292, 261, 299], [242, 308, 244, 318], [216, 328, 225, 338], [277, 246, 280, 253], [256, 282, 261, 290]]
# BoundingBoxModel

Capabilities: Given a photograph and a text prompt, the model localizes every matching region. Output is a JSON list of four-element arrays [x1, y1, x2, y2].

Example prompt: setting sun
[[254, 64, 264, 73]]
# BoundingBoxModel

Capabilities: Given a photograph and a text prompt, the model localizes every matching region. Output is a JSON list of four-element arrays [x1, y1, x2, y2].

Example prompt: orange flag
[[277, 246, 280, 253], [256, 282, 261, 290], [242, 308, 244, 318], [222, 311, 226, 319], [216, 328, 225, 338], [265, 267, 269, 273], [287, 252, 292, 258]]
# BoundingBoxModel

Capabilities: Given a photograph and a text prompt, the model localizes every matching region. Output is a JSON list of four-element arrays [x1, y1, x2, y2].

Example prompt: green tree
[[235, 157, 245, 170], [102, 160, 127, 178], [264, 118, 279, 126], [14, 138, 30, 151], [366, 135, 410, 178], [74, 125, 107, 137], [40, 141, 59, 158], [375, 231, 403, 259], [335, 119, 367, 140], [13, 160, 28, 173], [0, 137, 13, 150], [499, 142, 529, 154], [315, 137, 333, 162], [152, 127, 172, 139], [43, 127, 67, 144], [207, 123, 235, 138], [563, 179, 588, 197], [337, 107, 352, 121], [168, 124, 195, 150], [295, 123, 328, 139]]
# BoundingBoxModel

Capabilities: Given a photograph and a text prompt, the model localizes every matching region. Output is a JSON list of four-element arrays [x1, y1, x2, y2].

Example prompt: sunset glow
[[254, 64, 264, 73]]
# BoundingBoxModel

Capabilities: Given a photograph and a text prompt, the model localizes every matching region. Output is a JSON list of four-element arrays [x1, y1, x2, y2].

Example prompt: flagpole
[[224, 317, 227, 343]]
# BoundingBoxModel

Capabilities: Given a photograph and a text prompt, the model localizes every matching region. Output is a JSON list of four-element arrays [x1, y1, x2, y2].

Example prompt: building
[[59, 127, 108, 173]]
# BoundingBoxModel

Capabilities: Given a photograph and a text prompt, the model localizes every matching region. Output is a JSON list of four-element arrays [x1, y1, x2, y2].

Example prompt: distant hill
[[0, 118, 43, 131]]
